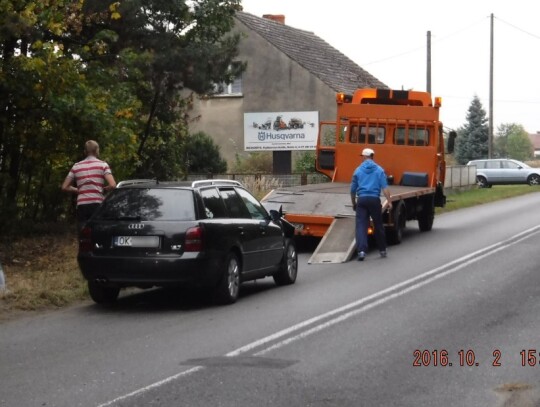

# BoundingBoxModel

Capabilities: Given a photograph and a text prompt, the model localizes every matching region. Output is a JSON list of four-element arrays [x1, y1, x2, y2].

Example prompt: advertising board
[[244, 111, 319, 151]]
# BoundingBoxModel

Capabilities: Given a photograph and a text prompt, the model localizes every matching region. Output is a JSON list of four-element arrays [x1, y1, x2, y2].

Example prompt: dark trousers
[[76, 203, 100, 232], [355, 196, 387, 254]]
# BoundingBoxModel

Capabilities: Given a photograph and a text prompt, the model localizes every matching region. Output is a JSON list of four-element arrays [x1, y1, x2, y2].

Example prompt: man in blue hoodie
[[350, 148, 393, 261]]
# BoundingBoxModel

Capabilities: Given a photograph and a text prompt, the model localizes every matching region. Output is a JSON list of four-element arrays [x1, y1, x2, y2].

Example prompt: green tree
[[0, 0, 244, 230], [79, 0, 244, 178], [294, 151, 316, 172], [182, 131, 227, 174], [494, 123, 533, 161], [454, 96, 489, 164]]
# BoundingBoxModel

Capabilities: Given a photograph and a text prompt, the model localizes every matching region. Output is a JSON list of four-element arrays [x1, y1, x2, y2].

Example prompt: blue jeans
[[355, 196, 387, 254]]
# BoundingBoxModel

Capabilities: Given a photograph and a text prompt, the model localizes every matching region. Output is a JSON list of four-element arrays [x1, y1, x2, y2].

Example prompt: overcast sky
[[240, 0, 540, 134]]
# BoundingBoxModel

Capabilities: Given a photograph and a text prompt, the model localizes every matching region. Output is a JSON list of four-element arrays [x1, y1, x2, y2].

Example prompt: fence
[[185, 172, 329, 187], [187, 166, 476, 191], [444, 165, 477, 191]]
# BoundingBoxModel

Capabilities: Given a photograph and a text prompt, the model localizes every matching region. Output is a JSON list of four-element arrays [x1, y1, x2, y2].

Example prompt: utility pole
[[427, 31, 431, 94], [489, 13, 494, 158]]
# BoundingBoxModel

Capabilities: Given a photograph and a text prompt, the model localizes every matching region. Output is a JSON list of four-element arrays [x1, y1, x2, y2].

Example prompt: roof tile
[[235, 11, 387, 94]]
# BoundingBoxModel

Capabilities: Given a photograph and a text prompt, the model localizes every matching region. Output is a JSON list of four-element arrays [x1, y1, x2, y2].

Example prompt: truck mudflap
[[434, 182, 446, 207]]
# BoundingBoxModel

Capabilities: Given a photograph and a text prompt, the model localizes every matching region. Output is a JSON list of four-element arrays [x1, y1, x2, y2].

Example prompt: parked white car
[[467, 158, 540, 188]]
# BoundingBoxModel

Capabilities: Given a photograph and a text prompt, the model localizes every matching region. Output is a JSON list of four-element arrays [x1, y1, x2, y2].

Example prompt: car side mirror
[[269, 209, 282, 222]]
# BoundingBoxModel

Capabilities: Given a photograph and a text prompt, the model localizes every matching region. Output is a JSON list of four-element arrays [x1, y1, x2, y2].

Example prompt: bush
[[231, 152, 273, 173], [242, 176, 283, 200], [183, 132, 227, 174]]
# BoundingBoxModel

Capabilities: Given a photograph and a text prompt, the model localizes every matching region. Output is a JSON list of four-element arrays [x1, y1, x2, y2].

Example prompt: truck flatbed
[[263, 182, 435, 219], [262, 182, 437, 263]]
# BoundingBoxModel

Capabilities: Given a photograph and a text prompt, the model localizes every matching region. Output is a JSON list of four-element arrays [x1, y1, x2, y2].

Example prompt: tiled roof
[[235, 11, 387, 94]]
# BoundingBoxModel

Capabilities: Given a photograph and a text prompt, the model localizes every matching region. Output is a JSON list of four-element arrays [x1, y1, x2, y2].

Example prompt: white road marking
[[97, 225, 540, 407]]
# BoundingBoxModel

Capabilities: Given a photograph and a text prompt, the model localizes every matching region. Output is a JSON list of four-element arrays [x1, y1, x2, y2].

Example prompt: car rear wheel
[[273, 238, 298, 286], [88, 281, 120, 305], [215, 252, 240, 304], [527, 174, 540, 186], [476, 176, 491, 188]]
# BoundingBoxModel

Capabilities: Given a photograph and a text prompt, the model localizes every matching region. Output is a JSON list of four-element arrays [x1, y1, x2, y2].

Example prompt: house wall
[[189, 19, 339, 168]]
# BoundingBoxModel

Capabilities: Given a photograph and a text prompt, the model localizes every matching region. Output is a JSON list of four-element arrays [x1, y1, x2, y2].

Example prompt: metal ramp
[[308, 217, 356, 264]]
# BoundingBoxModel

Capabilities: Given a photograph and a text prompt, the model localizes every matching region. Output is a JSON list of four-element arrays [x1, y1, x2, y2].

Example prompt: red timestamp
[[520, 349, 540, 366], [413, 349, 502, 367]]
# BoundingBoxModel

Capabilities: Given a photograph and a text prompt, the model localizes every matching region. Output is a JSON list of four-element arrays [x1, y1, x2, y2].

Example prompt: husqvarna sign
[[244, 111, 319, 151]]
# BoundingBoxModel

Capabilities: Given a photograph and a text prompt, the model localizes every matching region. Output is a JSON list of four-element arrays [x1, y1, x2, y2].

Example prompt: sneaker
[[380, 251, 387, 258], [357, 251, 366, 261]]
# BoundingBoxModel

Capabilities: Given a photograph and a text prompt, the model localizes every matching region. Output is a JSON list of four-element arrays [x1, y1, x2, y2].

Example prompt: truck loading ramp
[[308, 217, 356, 264]]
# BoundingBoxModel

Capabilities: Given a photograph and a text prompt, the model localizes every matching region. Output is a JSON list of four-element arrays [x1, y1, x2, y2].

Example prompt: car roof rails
[[117, 179, 157, 188], [191, 179, 243, 188]]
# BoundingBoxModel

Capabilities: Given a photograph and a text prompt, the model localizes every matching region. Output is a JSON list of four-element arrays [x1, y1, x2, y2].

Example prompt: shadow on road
[[81, 279, 280, 315]]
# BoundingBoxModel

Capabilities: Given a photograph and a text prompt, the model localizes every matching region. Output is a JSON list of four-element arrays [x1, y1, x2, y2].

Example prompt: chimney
[[263, 14, 285, 24]]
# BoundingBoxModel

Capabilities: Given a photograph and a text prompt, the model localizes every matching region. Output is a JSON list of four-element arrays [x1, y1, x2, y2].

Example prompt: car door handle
[[237, 226, 244, 235]]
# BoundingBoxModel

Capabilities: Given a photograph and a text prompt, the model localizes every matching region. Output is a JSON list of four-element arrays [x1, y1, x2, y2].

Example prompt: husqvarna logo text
[[128, 224, 145, 230]]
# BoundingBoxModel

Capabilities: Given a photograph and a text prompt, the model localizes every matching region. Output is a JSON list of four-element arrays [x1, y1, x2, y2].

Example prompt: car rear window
[[93, 188, 195, 221]]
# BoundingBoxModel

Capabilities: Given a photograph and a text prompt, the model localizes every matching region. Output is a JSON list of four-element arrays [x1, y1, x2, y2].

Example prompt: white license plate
[[114, 236, 160, 248]]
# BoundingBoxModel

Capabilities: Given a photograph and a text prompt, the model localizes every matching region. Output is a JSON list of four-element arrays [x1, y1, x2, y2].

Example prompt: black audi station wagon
[[77, 179, 298, 305]]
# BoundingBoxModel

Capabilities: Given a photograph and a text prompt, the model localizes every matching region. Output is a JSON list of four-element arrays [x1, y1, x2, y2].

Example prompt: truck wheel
[[387, 201, 406, 245], [88, 281, 120, 305], [215, 252, 240, 304], [273, 238, 298, 286], [417, 196, 435, 232]]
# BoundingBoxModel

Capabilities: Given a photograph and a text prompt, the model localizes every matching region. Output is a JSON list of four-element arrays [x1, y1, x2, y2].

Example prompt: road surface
[[1, 192, 540, 406]]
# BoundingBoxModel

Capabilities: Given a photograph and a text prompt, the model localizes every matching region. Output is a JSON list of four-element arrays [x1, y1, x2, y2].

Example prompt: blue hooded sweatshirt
[[350, 159, 388, 198]]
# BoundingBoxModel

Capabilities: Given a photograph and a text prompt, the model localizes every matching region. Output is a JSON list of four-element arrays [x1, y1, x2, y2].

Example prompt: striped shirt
[[67, 156, 112, 206]]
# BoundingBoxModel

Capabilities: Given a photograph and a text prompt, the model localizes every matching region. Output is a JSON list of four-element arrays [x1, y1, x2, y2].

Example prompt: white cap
[[361, 148, 374, 157]]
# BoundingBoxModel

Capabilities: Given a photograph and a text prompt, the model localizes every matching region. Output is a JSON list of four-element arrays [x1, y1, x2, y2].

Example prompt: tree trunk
[[137, 80, 163, 158]]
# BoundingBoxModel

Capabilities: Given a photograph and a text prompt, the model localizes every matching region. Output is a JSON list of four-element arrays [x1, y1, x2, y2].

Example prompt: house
[[528, 132, 540, 157], [188, 11, 387, 170]]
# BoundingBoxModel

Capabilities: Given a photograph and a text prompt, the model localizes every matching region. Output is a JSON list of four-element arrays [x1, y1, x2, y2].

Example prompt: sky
[[240, 0, 540, 134]]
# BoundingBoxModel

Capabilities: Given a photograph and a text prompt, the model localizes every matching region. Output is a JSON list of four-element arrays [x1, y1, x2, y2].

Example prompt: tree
[[454, 96, 489, 164], [294, 151, 316, 173], [0, 0, 244, 230], [79, 0, 244, 178], [182, 131, 227, 174], [494, 123, 533, 161]]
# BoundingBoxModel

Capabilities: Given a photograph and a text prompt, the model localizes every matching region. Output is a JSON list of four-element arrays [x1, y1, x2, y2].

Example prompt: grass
[[1, 184, 539, 320], [0, 229, 87, 320], [438, 184, 539, 213]]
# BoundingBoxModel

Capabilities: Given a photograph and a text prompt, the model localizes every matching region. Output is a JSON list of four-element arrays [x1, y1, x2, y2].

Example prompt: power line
[[362, 17, 486, 66], [362, 15, 540, 67], [495, 16, 540, 40]]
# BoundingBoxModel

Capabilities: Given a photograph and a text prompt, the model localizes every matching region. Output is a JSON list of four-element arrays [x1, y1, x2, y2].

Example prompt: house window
[[213, 63, 243, 97]]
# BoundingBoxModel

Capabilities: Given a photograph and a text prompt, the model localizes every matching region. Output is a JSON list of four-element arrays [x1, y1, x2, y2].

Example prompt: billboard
[[243, 111, 319, 151]]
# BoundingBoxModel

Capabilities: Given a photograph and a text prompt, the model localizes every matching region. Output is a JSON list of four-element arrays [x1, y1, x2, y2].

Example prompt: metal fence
[[444, 165, 477, 190], [185, 172, 329, 187], [187, 167, 476, 190]]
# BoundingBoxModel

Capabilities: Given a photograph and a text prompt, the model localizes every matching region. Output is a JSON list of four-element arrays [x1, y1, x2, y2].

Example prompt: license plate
[[114, 236, 160, 248]]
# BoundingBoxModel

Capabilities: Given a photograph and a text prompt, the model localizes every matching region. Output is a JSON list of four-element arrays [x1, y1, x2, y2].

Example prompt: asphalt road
[[1, 192, 540, 407]]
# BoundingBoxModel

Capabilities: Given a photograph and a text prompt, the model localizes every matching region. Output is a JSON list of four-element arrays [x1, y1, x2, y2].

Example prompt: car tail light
[[79, 226, 93, 253], [185, 226, 203, 252]]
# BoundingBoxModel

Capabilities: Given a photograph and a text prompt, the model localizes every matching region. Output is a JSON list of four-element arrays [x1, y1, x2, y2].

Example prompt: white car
[[467, 158, 540, 188]]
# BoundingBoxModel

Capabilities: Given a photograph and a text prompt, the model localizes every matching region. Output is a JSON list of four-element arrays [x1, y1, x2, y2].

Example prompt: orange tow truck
[[262, 88, 446, 263]]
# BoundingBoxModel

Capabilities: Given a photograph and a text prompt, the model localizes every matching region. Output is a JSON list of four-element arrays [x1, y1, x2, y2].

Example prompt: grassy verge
[[0, 229, 87, 320], [1, 184, 539, 320], [438, 185, 539, 214]]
